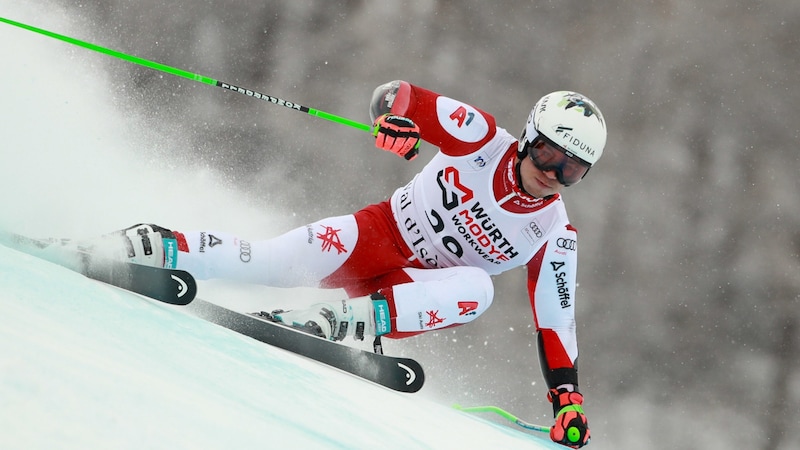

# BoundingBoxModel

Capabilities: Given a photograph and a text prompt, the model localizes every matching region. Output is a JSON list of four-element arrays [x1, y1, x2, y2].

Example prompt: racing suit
[[172, 80, 582, 390]]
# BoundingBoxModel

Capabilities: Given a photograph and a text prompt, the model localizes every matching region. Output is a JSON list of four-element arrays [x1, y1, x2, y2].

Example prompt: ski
[[184, 298, 425, 393], [0, 230, 196, 305]]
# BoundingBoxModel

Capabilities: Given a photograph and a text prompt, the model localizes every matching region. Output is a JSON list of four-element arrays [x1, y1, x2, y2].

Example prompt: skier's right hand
[[548, 388, 590, 448], [372, 114, 420, 160]]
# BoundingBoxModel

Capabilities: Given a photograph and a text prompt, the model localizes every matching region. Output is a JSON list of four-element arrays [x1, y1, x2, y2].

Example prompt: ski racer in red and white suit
[[119, 80, 606, 448], [372, 81, 584, 386]]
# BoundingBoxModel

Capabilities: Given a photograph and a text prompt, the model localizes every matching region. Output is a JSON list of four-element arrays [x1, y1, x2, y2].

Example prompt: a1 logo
[[436, 96, 488, 143]]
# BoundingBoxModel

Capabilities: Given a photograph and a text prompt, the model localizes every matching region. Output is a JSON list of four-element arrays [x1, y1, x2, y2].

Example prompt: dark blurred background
[[10, 1, 800, 449]]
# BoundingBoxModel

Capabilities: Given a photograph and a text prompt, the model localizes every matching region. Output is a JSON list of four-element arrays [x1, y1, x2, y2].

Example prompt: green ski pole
[[453, 404, 551, 433], [0, 16, 372, 133]]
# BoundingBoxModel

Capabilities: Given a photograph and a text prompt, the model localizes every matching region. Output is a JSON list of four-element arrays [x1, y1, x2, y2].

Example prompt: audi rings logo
[[556, 238, 576, 251], [239, 240, 252, 263]]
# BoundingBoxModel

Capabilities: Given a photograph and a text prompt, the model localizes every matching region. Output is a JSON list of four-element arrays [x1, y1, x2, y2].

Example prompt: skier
[[99, 81, 605, 448]]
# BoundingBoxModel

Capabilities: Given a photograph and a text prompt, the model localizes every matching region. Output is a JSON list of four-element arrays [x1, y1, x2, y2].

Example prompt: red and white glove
[[372, 114, 420, 160], [548, 387, 590, 448]]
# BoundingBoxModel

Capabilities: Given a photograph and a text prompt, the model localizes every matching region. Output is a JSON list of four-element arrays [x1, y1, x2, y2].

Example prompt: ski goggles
[[523, 135, 592, 186]]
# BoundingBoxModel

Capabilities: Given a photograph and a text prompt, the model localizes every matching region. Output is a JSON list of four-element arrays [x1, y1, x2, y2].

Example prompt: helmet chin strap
[[517, 133, 547, 198], [515, 135, 536, 197]]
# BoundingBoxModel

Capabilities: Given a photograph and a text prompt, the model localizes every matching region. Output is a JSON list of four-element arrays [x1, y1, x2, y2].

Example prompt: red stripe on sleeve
[[539, 328, 574, 369]]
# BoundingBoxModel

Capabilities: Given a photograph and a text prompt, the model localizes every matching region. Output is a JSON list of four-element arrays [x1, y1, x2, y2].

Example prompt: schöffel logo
[[198, 232, 208, 253], [209, 235, 223, 247], [550, 261, 572, 309]]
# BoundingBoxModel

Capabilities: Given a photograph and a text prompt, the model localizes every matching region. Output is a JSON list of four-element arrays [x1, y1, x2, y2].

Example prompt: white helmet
[[520, 91, 607, 167]]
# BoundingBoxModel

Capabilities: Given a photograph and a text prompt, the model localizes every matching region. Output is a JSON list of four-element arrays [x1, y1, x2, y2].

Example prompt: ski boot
[[81, 223, 178, 268], [255, 294, 392, 342]]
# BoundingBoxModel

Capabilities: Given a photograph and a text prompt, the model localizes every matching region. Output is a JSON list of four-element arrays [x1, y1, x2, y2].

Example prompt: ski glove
[[372, 114, 420, 160], [548, 387, 590, 448]]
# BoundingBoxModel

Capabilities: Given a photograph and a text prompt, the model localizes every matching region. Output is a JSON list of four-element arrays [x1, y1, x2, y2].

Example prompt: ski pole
[[452, 404, 551, 434], [0, 16, 371, 133]]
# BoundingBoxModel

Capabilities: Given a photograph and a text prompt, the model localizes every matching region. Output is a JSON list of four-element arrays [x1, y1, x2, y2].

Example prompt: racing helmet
[[518, 91, 607, 182]]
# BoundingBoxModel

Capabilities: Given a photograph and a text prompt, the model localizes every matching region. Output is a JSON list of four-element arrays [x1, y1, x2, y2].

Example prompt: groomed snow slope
[[0, 245, 561, 450]]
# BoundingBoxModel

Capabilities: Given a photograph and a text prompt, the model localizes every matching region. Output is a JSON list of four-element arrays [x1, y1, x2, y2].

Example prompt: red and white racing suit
[[172, 81, 582, 389]]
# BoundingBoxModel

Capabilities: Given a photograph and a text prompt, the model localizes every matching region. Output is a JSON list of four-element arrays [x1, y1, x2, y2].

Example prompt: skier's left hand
[[372, 114, 420, 160], [548, 387, 590, 448]]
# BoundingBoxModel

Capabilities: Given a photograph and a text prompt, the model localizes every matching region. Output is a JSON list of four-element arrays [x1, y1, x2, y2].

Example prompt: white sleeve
[[527, 225, 579, 363]]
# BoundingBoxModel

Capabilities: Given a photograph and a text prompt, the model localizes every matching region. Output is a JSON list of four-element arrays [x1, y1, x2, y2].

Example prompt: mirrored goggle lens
[[525, 136, 591, 186]]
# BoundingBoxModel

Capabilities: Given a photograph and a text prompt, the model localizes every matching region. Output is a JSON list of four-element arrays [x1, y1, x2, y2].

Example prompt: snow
[[0, 3, 558, 449], [0, 245, 560, 449]]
